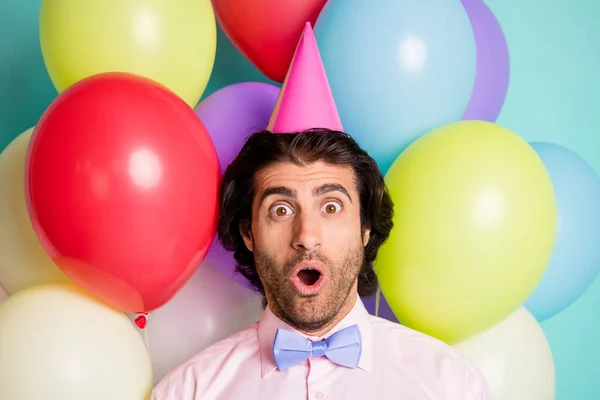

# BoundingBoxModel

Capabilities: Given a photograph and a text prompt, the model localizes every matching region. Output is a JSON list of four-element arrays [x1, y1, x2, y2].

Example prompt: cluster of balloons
[[0, 1, 248, 399], [1, 1, 600, 400], [367, 128, 600, 348]]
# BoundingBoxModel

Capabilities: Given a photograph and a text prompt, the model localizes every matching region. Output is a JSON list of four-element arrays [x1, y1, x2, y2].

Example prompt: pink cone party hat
[[267, 22, 343, 133]]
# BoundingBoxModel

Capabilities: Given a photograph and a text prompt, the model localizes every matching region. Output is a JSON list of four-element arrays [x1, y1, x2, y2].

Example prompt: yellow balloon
[[40, 0, 216, 107], [0, 283, 153, 400], [376, 120, 557, 344], [0, 129, 69, 294]]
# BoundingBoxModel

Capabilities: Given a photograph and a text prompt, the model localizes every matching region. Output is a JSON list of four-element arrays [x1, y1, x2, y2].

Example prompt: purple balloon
[[195, 82, 280, 289], [362, 292, 398, 323], [460, 0, 509, 121]]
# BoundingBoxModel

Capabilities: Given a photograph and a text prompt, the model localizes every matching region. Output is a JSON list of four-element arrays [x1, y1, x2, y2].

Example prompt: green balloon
[[486, 0, 600, 398], [0, 0, 57, 152]]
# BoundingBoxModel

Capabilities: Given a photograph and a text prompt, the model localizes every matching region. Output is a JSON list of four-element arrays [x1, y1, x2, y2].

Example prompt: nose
[[292, 210, 322, 251]]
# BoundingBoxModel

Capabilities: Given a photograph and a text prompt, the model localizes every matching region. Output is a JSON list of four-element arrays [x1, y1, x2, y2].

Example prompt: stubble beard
[[255, 239, 365, 334]]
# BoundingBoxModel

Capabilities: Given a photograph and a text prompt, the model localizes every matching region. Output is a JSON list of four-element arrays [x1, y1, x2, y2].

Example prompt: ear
[[362, 226, 371, 247], [239, 221, 254, 252]]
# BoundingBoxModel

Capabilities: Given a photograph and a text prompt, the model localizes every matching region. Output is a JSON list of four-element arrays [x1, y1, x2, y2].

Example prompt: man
[[151, 129, 491, 400], [151, 23, 491, 400]]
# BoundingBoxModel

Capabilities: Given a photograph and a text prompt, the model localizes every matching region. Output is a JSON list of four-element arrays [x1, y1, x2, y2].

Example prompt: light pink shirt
[[151, 298, 492, 400]]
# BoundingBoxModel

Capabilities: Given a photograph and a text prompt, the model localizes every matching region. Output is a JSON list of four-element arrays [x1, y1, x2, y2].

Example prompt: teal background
[[0, 0, 56, 151], [1, 1, 598, 398], [487, 0, 600, 399]]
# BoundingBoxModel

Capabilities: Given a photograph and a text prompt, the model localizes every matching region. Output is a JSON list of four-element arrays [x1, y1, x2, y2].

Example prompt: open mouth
[[297, 268, 321, 286], [290, 263, 327, 295]]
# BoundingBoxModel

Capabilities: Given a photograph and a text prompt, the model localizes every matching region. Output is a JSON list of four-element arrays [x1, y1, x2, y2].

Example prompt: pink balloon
[[145, 262, 263, 381]]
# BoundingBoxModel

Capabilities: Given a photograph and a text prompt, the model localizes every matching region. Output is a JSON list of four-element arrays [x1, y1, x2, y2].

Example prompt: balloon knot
[[134, 313, 148, 329]]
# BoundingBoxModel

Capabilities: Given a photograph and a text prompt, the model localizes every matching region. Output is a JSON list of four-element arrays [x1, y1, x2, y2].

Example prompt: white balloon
[[144, 261, 263, 382], [453, 307, 555, 400], [0, 128, 69, 294], [0, 283, 153, 400]]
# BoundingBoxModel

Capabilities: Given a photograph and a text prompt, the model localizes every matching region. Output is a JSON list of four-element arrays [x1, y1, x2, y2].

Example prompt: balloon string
[[375, 287, 381, 317], [143, 326, 151, 358]]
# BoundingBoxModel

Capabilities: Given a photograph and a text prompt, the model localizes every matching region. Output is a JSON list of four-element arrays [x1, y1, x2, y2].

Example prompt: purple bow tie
[[272, 324, 362, 371]]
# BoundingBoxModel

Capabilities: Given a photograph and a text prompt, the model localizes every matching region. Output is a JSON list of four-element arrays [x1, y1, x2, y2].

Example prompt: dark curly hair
[[217, 128, 394, 301]]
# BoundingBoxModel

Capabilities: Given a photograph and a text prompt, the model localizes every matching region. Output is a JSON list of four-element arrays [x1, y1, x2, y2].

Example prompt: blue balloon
[[314, 0, 476, 174], [525, 142, 600, 322]]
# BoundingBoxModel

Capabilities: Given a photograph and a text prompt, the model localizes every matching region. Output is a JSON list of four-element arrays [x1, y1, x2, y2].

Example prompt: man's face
[[241, 161, 370, 332]]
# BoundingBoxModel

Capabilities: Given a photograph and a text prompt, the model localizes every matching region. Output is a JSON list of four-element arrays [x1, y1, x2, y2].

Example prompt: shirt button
[[315, 392, 324, 399]]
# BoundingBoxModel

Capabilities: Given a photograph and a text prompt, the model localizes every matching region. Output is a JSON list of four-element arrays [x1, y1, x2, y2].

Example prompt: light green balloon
[[486, 0, 600, 399], [0, 0, 57, 152]]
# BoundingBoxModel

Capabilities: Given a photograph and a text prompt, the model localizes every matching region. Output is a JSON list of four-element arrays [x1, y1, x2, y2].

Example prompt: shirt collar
[[257, 296, 374, 378]]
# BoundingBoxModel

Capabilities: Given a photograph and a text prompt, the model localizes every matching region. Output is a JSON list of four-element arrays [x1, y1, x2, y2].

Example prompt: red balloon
[[25, 72, 221, 314], [214, 0, 328, 82]]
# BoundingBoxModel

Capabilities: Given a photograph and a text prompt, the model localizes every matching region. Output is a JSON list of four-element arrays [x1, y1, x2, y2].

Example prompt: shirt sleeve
[[150, 381, 178, 400], [149, 369, 200, 400], [465, 363, 494, 400], [150, 387, 166, 400]]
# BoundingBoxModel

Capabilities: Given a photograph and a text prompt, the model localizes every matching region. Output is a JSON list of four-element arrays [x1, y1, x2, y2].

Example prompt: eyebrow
[[261, 186, 297, 202], [313, 183, 353, 203], [260, 183, 353, 203]]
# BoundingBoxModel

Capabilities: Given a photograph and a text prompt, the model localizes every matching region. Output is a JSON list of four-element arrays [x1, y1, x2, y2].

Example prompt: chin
[[285, 294, 338, 325]]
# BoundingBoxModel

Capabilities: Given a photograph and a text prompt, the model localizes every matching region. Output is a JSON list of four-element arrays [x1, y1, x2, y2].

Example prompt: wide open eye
[[320, 201, 342, 214], [270, 204, 294, 217]]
